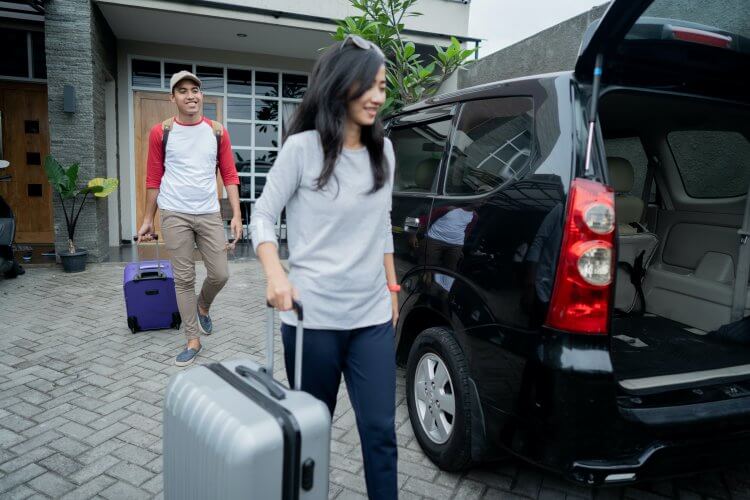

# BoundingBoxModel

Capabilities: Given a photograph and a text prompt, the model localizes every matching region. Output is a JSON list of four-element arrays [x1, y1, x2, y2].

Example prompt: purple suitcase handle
[[132, 234, 165, 279]]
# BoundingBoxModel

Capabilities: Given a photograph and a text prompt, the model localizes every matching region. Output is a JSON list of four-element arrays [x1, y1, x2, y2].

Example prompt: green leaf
[[403, 42, 415, 59], [65, 163, 80, 193], [43, 155, 65, 192], [79, 185, 104, 196], [87, 177, 119, 198], [460, 49, 476, 60]]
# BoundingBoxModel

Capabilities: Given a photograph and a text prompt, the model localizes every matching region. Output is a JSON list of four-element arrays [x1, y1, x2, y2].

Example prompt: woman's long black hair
[[284, 40, 388, 193]]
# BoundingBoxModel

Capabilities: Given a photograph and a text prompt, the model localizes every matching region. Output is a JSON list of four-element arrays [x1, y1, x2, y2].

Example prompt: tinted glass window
[[132, 59, 160, 87], [196, 65, 224, 93], [31, 31, 46, 79], [282, 73, 307, 99], [446, 97, 534, 195], [227, 68, 252, 94], [668, 130, 750, 198], [0, 28, 29, 78], [255, 72, 279, 97], [389, 118, 452, 193]]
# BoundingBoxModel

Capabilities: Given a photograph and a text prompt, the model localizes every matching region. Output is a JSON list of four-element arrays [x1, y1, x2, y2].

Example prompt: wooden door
[[133, 92, 224, 239], [0, 83, 53, 243]]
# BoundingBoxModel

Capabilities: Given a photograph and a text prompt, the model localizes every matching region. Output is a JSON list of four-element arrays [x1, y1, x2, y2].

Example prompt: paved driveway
[[0, 261, 748, 499]]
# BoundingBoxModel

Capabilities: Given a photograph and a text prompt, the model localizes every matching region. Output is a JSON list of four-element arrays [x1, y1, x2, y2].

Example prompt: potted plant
[[43, 155, 118, 273]]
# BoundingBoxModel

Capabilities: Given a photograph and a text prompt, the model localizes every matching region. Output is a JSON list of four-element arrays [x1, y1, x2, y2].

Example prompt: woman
[[250, 35, 398, 499]]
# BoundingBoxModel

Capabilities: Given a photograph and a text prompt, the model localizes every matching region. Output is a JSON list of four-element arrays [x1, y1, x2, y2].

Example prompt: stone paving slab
[[0, 262, 749, 499]]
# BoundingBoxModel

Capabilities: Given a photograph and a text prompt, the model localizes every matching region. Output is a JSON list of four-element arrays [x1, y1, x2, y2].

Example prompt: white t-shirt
[[146, 117, 238, 215]]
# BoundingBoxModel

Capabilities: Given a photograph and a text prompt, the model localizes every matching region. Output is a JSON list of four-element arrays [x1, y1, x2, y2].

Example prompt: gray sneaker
[[175, 344, 202, 367], [197, 307, 213, 335]]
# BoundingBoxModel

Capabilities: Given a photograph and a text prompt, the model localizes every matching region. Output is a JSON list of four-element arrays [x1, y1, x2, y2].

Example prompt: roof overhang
[[95, 0, 480, 60], [0, 0, 44, 22]]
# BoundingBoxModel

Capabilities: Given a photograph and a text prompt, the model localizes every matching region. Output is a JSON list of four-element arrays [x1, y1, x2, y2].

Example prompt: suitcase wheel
[[171, 312, 182, 330], [127, 316, 140, 334]]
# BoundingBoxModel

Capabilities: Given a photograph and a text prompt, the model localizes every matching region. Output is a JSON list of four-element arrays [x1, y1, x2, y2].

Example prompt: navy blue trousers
[[281, 321, 398, 500]]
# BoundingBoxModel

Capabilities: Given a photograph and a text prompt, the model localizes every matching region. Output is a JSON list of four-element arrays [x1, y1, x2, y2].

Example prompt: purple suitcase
[[124, 235, 181, 334]]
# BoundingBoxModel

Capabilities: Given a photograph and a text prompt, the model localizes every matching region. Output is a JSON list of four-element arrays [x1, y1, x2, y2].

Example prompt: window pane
[[255, 176, 267, 198], [164, 62, 192, 88], [31, 31, 46, 79], [132, 59, 160, 87], [282, 73, 307, 99], [227, 123, 252, 147], [389, 120, 451, 193], [255, 99, 278, 122], [227, 97, 253, 120], [227, 69, 252, 94], [669, 131, 750, 198], [239, 176, 253, 199], [233, 150, 252, 173], [0, 28, 28, 78], [446, 97, 534, 195], [196, 65, 224, 93], [255, 150, 278, 173], [255, 124, 279, 148], [203, 102, 218, 121], [255, 71, 278, 97]]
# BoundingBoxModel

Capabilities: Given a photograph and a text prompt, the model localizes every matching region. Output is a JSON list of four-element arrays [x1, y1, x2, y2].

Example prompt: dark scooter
[[0, 161, 23, 279]]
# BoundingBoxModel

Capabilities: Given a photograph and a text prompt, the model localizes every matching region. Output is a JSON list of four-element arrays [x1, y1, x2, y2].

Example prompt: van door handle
[[404, 217, 420, 232]]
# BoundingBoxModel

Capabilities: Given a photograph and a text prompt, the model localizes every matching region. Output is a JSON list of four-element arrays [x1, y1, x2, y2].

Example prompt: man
[[137, 71, 242, 366]]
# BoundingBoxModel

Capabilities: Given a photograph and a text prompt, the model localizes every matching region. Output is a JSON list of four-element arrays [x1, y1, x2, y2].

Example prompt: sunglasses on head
[[340, 34, 385, 58]]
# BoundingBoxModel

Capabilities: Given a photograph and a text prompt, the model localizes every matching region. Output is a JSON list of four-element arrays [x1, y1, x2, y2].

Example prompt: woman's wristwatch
[[387, 283, 401, 293]]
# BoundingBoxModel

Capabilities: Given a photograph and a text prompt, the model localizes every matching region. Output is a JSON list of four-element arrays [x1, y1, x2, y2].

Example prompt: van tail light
[[545, 178, 615, 334], [670, 26, 732, 49]]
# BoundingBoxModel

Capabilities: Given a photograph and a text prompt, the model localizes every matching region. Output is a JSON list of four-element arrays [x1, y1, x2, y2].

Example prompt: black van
[[386, 0, 750, 486]]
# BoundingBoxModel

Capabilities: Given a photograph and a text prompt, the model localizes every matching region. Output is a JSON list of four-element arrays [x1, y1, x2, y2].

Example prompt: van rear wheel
[[406, 327, 474, 471]]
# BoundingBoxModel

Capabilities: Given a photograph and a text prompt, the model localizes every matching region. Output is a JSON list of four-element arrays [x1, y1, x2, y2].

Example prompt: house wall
[[45, 0, 117, 261]]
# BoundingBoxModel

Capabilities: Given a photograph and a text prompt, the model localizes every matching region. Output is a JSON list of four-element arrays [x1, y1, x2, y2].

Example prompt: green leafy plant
[[44, 155, 119, 254], [333, 0, 477, 116]]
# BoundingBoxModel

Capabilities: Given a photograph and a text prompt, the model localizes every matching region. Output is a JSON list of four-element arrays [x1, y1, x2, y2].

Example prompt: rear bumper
[[569, 429, 750, 485], [482, 328, 750, 486]]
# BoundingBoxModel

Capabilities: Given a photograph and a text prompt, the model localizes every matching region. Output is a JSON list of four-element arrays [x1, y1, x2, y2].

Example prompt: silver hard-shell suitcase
[[163, 301, 331, 500]]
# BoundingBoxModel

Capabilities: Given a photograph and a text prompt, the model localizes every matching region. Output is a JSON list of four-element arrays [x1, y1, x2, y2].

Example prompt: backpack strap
[[161, 117, 223, 171], [208, 119, 223, 172], [161, 117, 174, 160]]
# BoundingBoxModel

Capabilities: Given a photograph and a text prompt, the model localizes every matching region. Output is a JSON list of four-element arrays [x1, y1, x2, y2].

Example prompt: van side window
[[445, 97, 534, 195], [668, 131, 750, 199], [389, 118, 452, 194]]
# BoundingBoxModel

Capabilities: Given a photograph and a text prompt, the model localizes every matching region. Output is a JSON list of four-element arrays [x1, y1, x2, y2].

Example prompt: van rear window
[[668, 130, 750, 198]]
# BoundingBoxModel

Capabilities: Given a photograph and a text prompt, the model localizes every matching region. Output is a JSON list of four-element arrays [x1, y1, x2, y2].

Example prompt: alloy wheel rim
[[413, 352, 456, 444]]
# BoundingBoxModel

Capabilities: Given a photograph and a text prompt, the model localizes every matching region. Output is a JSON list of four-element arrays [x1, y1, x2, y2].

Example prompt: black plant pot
[[60, 249, 88, 273]]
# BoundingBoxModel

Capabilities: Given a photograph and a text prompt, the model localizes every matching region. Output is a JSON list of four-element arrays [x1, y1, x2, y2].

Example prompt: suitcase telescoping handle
[[132, 234, 163, 274], [234, 300, 303, 401], [266, 300, 304, 390]]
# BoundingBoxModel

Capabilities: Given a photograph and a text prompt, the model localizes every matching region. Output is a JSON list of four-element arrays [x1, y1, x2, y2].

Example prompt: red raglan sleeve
[[218, 126, 239, 186], [145, 124, 164, 189]]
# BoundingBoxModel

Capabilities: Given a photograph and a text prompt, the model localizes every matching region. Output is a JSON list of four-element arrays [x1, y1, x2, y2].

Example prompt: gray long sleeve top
[[250, 130, 395, 330]]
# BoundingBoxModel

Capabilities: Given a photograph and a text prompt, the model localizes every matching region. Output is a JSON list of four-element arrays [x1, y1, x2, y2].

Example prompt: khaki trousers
[[160, 209, 229, 341]]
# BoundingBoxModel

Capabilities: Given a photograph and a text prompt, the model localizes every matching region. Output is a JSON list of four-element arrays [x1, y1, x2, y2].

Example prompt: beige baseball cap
[[169, 70, 202, 92]]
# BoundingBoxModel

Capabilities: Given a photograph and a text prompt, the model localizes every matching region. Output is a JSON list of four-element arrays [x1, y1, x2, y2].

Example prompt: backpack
[[161, 117, 223, 170]]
